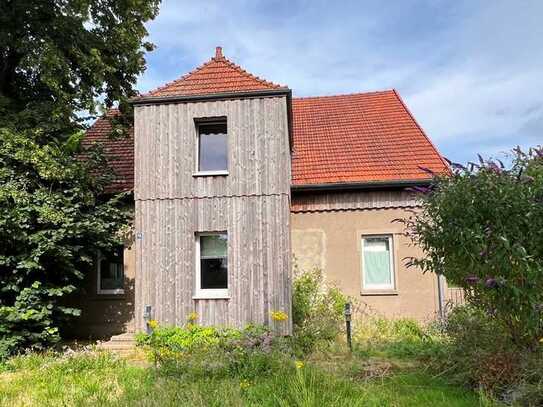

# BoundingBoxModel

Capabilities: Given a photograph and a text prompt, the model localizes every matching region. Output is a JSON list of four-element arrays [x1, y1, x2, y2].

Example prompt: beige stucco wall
[[66, 239, 136, 339], [291, 208, 440, 321]]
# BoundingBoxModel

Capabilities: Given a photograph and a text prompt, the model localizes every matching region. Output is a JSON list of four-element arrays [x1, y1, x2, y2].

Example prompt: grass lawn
[[0, 346, 494, 407]]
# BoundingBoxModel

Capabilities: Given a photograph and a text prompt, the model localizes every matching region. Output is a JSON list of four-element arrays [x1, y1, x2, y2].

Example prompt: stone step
[[98, 332, 136, 352]]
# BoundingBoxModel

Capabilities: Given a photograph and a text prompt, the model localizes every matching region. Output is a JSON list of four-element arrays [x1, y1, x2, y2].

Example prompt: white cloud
[[138, 0, 543, 163]]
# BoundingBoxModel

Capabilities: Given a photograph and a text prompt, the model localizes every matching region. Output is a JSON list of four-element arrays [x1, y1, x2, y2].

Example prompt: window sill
[[192, 170, 229, 177], [192, 295, 230, 300], [360, 290, 398, 296], [98, 290, 125, 296]]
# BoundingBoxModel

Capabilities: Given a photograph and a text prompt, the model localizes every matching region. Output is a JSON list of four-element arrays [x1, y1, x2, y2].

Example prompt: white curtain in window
[[364, 238, 391, 286]]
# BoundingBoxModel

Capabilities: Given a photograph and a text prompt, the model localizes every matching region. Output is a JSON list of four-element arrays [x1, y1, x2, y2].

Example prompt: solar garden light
[[344, 302, 353, 352], [143, 305, 152, 334]]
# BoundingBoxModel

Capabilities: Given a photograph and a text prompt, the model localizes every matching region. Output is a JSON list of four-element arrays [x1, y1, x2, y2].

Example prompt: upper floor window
[[97, 246, 124, 295], [361, 235, 395, 291], [197, 119, 228, 174]]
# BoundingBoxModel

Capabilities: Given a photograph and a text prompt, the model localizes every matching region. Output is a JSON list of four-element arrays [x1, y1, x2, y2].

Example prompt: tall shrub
[[0, 129, 130, 357], [402, 147, 543, 347], [292, 266, 348, 354]]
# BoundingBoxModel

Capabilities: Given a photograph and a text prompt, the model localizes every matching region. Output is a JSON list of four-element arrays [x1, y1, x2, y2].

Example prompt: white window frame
[[96, 249, 125, 295], [194, 232, 230, 299], [361, 234, 395, 291], [193, 118, 229, 177]]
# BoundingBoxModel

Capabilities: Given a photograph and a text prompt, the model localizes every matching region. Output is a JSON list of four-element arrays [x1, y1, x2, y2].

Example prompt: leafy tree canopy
[[0, 0, 160, 357], [0, 0, 160, 138]]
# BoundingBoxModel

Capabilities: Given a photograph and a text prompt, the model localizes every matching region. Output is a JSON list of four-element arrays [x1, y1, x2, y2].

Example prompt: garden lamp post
[[344, 302, 352, 351]]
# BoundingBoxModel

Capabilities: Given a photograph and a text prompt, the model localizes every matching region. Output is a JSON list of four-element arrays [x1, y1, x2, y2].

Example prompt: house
[[75, 47, 450, 339]]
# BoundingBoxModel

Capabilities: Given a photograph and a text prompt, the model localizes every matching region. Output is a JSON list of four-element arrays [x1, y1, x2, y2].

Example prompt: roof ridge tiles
[[140, 47, 284, 99], [293, 89, 395, 100]]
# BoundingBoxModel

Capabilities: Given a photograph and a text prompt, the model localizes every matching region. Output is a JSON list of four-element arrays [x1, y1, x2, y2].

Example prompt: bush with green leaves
[[427, 305, 543, 405], [136, 323, 292, 380], [292, 266, 348, 355], [402, 147, 543, 347], [435, 306, 519, 392], [0, 129, 130, 358]]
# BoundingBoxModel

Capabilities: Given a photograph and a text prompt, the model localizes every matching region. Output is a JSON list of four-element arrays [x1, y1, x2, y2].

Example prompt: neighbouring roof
[[137, 47, 285, 99], [291, 90, 449, 187], [83, 48, 449, 193], [80, 109, 134, 193]]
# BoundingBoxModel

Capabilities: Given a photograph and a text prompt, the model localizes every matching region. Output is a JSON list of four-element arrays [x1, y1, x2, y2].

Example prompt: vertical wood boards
[[134, 96, 292, 334]]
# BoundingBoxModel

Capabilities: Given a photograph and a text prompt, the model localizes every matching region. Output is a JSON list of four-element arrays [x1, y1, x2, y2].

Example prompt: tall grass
[[353, 316, 444, 359], [0, 347, 492, 406]]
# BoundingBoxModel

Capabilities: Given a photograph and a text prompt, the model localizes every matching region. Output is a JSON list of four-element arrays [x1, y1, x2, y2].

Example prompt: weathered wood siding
[[134, 96, 292, 334], [291, 190, 419, 212]]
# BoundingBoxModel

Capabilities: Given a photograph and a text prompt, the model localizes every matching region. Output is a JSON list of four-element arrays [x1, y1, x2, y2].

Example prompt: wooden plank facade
[[133, 96, 292, 333]]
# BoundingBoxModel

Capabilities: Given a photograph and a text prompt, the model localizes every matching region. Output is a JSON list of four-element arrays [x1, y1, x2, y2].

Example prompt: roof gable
[[141, 47, 285, 99], [84, 90, 449, 193]]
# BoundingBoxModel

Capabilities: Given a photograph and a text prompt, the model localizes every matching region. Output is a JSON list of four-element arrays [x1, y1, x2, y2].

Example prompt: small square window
[[197, 120, 228, 173], [195, 233, 229, 299], [361, 235, 395, 291], [97, 246, 124, 295]]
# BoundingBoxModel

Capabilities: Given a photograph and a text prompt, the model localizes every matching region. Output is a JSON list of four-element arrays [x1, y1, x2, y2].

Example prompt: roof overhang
[[291, 178, 433, 192], [129, 88, 292, 105]]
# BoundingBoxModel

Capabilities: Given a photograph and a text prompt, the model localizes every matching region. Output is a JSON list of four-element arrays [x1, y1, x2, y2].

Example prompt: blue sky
[[137, 0, 542, 164]]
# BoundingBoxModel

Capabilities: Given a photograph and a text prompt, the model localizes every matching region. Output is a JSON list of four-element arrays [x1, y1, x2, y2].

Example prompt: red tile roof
[[139, 47, 285, 99], [84, 50, 448, 193], [80, 109, 134, 193], [291, 90, 449, 186]]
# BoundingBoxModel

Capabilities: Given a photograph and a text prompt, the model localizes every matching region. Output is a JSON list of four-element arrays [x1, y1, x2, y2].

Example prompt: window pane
[[201, 234, 227, 257], [100, 247, 124, 290], [199, 122, 227, 171], [364, 238, 392, 286], [201, 258, 228, 289]]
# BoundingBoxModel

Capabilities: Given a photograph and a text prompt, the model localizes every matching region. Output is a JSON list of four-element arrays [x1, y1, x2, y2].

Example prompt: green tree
[[0, 0, 159, 137], [0, 0, 160, 357], [402, 148, 543, 347]]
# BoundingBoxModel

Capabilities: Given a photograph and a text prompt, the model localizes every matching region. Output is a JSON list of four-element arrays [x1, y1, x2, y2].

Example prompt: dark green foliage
[[0, 0, 160, 138], [428, 305, 543, 405], [0, 0, 159, 358], [435, 306, 519, 392], [291, 266, 348, 355], [403, 147, 543, 346], [0, 129, 131, 357]]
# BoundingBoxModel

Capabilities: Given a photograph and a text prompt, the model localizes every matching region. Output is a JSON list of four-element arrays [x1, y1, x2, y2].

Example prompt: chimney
[[215, 46, 223, 59]]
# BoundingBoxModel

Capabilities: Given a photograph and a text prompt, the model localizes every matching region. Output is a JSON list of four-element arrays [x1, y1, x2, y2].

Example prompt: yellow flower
[[540, 337, 543, 343], [240, 379, 251, 390], [295, 361, 304, 369], [148, 319, 159, 330], [187, 311, 199, 322], [270, 310, 288, 322]]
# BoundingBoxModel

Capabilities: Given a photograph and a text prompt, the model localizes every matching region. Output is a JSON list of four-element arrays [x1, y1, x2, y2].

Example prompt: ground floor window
[[97, 246, 124, 295], [195, 232, 228, 298], [361, 235, 395, 291]]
